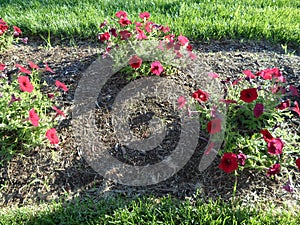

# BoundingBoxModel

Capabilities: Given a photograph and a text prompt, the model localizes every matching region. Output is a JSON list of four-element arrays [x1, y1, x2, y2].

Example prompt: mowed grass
[[0, 195, 299, 225], [0, 0, 299, 45]]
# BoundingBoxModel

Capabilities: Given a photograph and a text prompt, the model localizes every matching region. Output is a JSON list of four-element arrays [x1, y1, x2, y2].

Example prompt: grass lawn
[[0, 0, 300, 224], [0, 0, 299, 45], [0, 195, 299, 225]]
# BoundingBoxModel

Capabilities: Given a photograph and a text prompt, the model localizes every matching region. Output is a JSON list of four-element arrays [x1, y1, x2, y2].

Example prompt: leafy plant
[[0, 18, 27, 52], [182, 67, 300, 192], [0, 62, 67, 163]]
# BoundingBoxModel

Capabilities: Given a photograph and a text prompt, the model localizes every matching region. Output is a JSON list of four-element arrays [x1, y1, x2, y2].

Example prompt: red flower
[[52, 106, 66, 118], [15, 63, 31, 75], [119, 17, 132, 26], [253, 103, 264, 118], [204, 142, 215, 155], [267, 138, 284, 155], [192, 89, 209, 102], [243, 70, 256, 79], [109, 28, 118, 37], [135, 21, 143, 27], [296, 158, 300, 170], [178, 35, 189, 46], [99, 20, 107, 28], [8, 94, 21, 106], [177, 96, 186, 109], [139, 12, 150, 20], [240, 88, 258, 103], [237, 152, 247, 166], [260, 129, 274, 143], [276, 99, 290, 110], [115, 10, 127, 18], [136, 27, 147, 40], [207, 118, 222, 134], [219, 152, 238, 173], [129, 55, 143, 69], [291, 101, 300, 117], [0, 19, 9, 35], [266, 163, 280, 177], [98, 32, 110, 42], [150, 61, 164, 76], [289, 85, 299, 96], [13, 26, 22, 37], [29, 108, 39, 127], [186, 44, 193, 51], [145, 21, 154, 33], [55, 80, 68, 92], [18, 76, 34, 92], [46, 128, 59, 145], [160, 25, 170, 33], [0, 63, 6, 71], [208, 72, 219, 79], [28, 61, 39, 69], [256, 68, 285, 82], [119, 30, 131, 40]]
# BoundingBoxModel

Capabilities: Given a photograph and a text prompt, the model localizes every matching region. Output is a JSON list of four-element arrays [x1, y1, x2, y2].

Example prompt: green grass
[[0, 195, 299, 225], [0, 0, 299, 45]]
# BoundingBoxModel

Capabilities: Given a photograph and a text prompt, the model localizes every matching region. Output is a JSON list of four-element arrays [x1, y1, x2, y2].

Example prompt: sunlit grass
[[1, 0, 299, 44]]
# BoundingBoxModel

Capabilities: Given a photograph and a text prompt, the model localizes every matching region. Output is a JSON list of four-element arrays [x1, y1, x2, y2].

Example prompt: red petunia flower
[[0, 63, 6, 71], [129, 55, 143, 69], [52, 106, 66, 118], [98, 32, 110, 42], [291, 101, 300, 117], [119, 30, 131, 40], [160, 25, 170, 33], [253, 103, 264, 118], [0, 19, 9, 35], [237, 151, 247, 166], [266, 163, 280, 177], [109, 28, 118, 37], [145, 21, 154, 33], [135, 21, 143, 27], [29, 108, 39, 127], [46, 128, 59, 145], [178, 35, 189, 46], [55, 80, 68, 92], [289, 85, 299, 96], [119, 17, 132, 26], [28, 61, 39, 69], [256, 68, 285, 82], [192, 89, 209, 103], [204, 142, 215, 155], [260, 129, 274, 143], [15, 63, 31, 75], [177, 96, 186, 109], [276, 99, 290, 110], [186, 44, 193, 51], [240, 88, 258, 103], [8, 94, 21, 106], [207, 118, 222, 134], [139, 12, 150, 20], [13, 26, 22, 37], [296, 158, 300, 170], [136, 27, 147, 40], [243, 70, 256, 79], [150, 61, 164, 76], [218, 152, 238, 173], [208, 72, 219, 79], [18, 76, 34, 92], [267, 138, 284, 155], [115, 10, 127, 18]]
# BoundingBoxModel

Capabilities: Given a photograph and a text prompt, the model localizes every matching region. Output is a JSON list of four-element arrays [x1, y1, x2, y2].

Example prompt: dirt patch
[[0, 39, 299, 211]]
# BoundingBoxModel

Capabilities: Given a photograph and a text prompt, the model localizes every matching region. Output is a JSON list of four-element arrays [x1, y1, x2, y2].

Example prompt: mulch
[[0, 39, 299, 212]]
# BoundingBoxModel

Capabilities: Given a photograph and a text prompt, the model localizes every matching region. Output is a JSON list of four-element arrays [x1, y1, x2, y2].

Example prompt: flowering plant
[[181, 67, 300, 189], [0, 61, 67, 163], [0, 18, 27, 52], [97, 11, 196, 80]]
